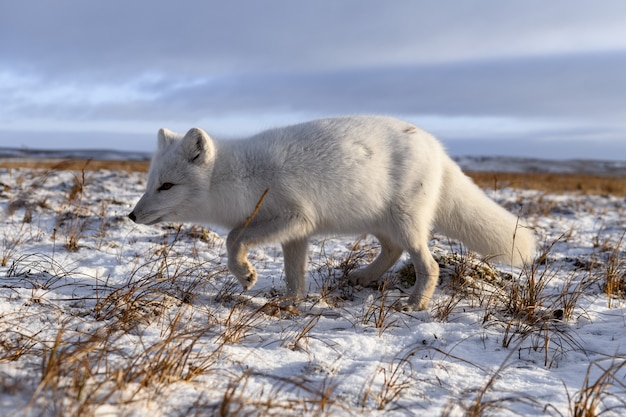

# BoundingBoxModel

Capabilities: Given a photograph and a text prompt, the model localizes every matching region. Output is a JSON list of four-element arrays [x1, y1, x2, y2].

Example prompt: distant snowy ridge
[[0, 147, 150, 161], [454, 155, 626, 176], [1, 147, 625, 176]]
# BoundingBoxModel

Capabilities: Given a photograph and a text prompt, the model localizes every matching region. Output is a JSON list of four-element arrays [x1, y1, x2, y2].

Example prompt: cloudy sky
[[2, 1, 626, 160]]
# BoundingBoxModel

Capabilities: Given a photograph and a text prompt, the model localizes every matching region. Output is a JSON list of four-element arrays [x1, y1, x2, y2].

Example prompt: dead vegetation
[[468, 170, 626, 197], [1, 158, 625, 196], [0, 158, 150, 173], [0, 159, 626, 197], [0, 160, 625, 416]]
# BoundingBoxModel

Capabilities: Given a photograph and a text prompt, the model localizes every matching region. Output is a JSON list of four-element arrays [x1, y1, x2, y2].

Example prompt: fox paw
[[393, 300, 417, 312], [348, 269, 378, 288], [229, 261, 258, 291], [395, 296, 429, 312], [238, 271, 257, 291]]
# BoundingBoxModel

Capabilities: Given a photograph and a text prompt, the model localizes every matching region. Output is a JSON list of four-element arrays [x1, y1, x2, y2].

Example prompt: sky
[[1, 1, 626, 160]]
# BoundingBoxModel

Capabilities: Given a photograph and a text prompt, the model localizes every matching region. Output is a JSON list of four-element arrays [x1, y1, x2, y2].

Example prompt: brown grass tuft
[[468, 171, 626, 197], [2, 158, 624, 195]]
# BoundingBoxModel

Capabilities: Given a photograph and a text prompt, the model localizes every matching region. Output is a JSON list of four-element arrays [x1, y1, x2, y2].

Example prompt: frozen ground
[[0, 166, 625, 416]]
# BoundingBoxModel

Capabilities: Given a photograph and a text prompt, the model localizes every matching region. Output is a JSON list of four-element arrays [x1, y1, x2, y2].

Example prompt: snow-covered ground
[[0, 166, 625, 416]]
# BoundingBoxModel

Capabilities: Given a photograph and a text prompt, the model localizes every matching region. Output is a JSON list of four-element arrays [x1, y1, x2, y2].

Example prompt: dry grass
[[0, 158, 150, 173], [1, 158, 624, 196], [1, 159, 625, 416], [468, 171, 626, 197]]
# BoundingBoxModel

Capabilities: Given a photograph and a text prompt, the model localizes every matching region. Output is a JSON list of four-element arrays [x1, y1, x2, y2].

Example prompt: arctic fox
[[129, 116, 535, 310]]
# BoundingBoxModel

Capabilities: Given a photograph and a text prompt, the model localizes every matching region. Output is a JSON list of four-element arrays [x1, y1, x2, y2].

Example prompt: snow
[[0, 166, 625, 416]]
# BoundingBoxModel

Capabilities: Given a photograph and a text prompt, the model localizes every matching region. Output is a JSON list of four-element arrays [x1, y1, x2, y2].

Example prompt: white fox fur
[[129, 115, 535, 310]]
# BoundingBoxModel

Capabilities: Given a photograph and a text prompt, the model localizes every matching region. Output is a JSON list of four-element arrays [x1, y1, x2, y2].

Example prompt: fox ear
[[181, 128, 214, 164], [157, 128, 177, 150]]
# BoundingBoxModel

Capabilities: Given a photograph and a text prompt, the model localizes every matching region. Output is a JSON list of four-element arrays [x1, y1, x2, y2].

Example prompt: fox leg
[[226, 212, 312, 294], [404, 239, 439, 311], [393, 204, 440, 310], [349, 234, 403, 287], [282, 238, 309, 299], [226, 236, 258, 291]]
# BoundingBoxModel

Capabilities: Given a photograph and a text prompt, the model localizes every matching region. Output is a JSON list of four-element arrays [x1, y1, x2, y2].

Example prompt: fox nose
[[128, 211, 137, 222]]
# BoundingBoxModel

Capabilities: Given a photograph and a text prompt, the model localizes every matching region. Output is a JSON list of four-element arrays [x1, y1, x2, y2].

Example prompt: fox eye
[[158, 182, 174, 191]]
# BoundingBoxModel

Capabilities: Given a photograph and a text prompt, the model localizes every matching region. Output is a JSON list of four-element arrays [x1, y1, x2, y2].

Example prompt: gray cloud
[[166, 52, 626, 120], [1, 1, 626, 159], [10, 51, 623, 123], [4, 1, 626, 77]]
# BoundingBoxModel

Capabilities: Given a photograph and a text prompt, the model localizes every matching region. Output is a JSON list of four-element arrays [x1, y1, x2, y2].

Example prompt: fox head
[[129, 127, 215, 225]]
